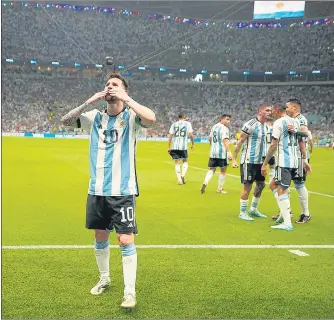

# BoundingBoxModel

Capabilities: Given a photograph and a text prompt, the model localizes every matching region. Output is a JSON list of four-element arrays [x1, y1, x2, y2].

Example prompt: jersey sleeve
[[79, 109, 99, 132], [272, 120, 282, 140], [209, 127, 214, 138], [169, 123, 174, 135], [308, 131, 313, 140], [135, 115, 150, 129], [188, 122, 193, 134], [241, 120, 255, 136], [299, 116, 308, 128], [222, 127, 230, 140]]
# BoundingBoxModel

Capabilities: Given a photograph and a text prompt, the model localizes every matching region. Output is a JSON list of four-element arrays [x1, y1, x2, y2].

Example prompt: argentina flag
[[253, 1, 305, 20]]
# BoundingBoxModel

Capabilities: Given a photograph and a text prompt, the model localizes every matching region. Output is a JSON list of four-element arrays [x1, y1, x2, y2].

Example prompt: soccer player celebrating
[[168, 113, 194, 184], [232, 104, 272, 221], [262, 101, 311, 231], [61, 73, 156, 309], [201, 114, 232, 194], [288, 99, 312, 223]]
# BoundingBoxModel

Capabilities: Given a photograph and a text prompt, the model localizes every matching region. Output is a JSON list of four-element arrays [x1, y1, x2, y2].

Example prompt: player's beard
[[105, 94, 117, 104]]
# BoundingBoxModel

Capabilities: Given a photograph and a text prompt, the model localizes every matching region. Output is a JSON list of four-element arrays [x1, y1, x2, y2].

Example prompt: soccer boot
[[271, 223, 293, 231], [296, 214, 311, 224], [238, 213, 254, 221], [121, 293, 137, 310], [248, 209, 267, 218], [90, 277, 110, 295]]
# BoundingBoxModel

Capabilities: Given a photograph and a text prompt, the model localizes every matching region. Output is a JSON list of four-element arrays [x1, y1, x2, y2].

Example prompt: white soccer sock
[[182, 162, 189, 177], [249, 196, 260, 212], [269, 168, 275, 183], [218, 173, 226, 190], [175, 164, 182, 182], [295, 184, 310, 216], [204, 170, 214, 185], [120, 243, 137, 296], [240, 199, 248, 215], [278, 194, 292, 225], [287, 187, 291, 200], [94, 240, 110, 279], [272, 189, 280, 211]]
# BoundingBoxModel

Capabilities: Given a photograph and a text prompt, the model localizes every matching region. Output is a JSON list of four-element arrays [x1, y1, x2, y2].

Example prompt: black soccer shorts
[[274, 166, 303, 189], [208, 158, 228, 169], [169, 149, 188, 160], [240, 163, 265, 184], [86, 194, 138, 234]]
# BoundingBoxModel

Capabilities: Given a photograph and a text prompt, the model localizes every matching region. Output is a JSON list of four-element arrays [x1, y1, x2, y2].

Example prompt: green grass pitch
[[2, 137, 334, 319]]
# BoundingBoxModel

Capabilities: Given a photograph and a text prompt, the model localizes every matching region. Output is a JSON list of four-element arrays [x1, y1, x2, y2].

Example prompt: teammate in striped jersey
[[262, 101, 311, 231], [263, 121, 276, 183], [61, 73, 156, 309], [232, 104, 272, 221], [288, 99, 312, 224], [168, 114, 194, 185], [201, 114, 232, 194]]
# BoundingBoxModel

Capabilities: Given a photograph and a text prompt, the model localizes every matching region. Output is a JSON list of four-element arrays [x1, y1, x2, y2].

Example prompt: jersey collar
[[104, 106, 126, 117]]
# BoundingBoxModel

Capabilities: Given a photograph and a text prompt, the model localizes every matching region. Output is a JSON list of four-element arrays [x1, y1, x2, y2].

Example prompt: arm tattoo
[[263, 144, 276, 166], [61, 102, 89, 126], [233, 141, 242, 160]]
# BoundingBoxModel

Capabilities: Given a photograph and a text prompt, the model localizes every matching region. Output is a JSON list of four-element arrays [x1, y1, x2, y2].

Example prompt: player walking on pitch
[[201, 114, 232, 194], [262, 101, 311, 231], [61, 73, 156, 309], [290, 99, 312, 224], [232, 104, 271, 221], [168, 114, 194, 184]]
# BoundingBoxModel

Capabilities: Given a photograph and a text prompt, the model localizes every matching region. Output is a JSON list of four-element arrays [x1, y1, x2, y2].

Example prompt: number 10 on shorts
[[120, 207, 134, 222]]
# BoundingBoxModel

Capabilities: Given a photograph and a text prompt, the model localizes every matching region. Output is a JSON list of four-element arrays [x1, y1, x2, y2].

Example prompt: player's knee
[[94, 229, 109, 242], [117, 233, 134, 246], [294, 182, 304, 190], [244, 183, 252, 192], [256, 181, 266, 190], [242, 184, 252, 197]]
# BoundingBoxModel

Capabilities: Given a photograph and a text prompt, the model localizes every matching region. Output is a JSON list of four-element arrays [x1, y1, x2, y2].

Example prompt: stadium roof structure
[[38, 1, 334, 21]]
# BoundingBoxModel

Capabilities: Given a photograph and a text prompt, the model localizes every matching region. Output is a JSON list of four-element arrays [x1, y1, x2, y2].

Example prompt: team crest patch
[[118, 119, 126, 128]]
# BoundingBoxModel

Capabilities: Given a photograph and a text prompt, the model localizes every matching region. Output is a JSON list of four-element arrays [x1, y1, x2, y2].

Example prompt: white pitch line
[[2, 244, 334, 250], [164, 161, 334, 199], [289, 250, 310, 256]]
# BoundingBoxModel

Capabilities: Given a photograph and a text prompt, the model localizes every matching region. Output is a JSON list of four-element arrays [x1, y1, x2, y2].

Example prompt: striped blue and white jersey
[[209, 123, 230, 159], [263, 124, 273, 157], [272, 115, 300, 169], [169, 120, 193, 151], [240, 118, 266, 164], [80, 107, 144, 197], [295, 113, 309, 159]]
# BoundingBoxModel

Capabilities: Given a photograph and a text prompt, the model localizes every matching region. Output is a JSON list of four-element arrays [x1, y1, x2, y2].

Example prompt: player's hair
[[221, 114, 231, 119], [272, 100, 286, 110], [286, 98, 301, 106], [178, 113, 186, 119], [257, 103, 271, 112], [106, 72, 128, 90]]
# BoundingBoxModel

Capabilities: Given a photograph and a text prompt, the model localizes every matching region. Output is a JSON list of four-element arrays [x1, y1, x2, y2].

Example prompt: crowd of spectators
[[1, 4, 333, 140], [2, 71, 333, 139], [2, 4, 334, 71]]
